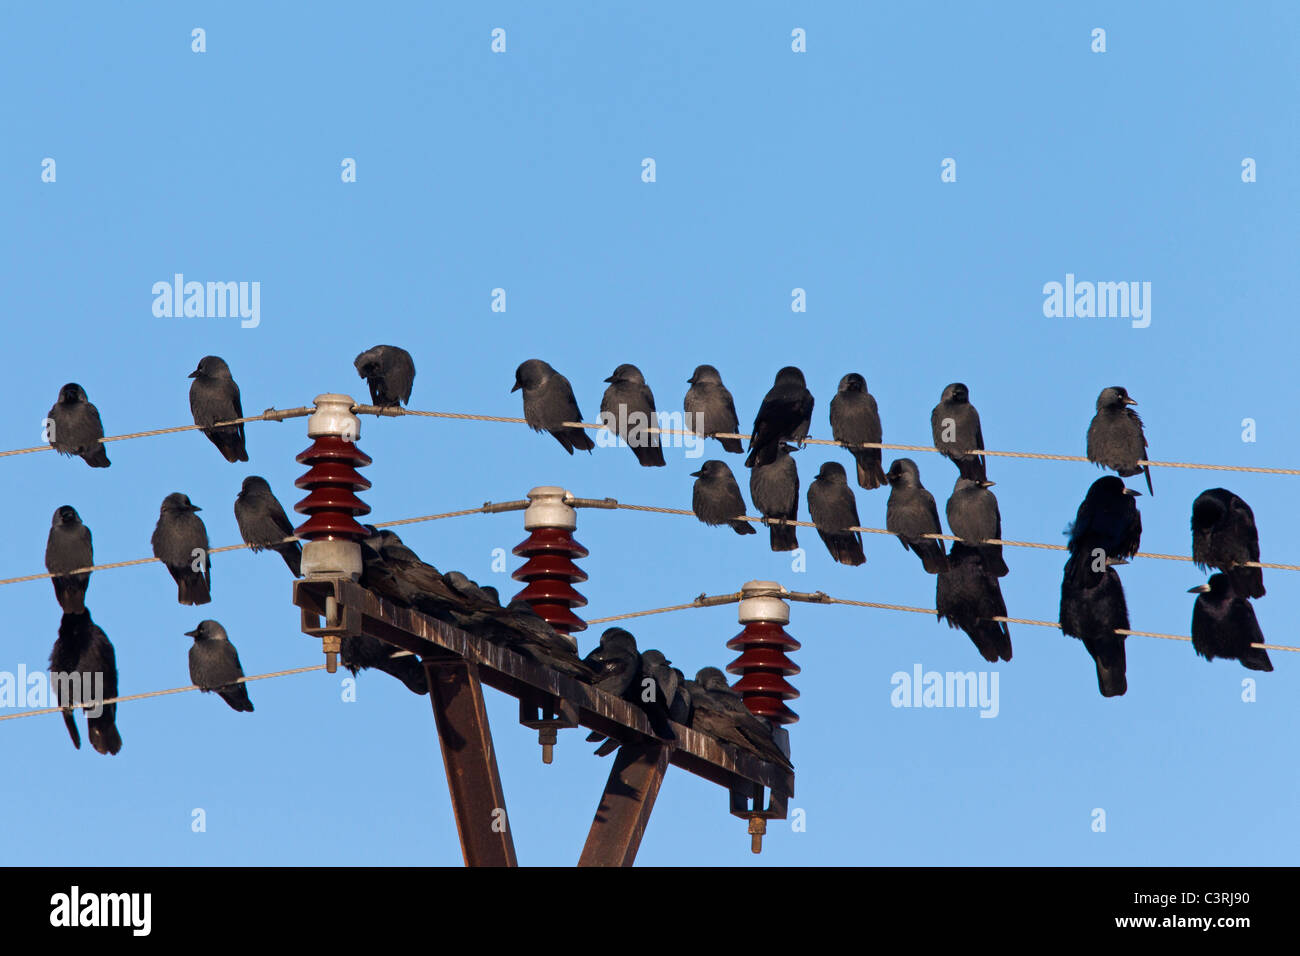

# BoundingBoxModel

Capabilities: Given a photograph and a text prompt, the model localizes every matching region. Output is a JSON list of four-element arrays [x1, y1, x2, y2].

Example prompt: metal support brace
[[578, 742, 670, 867]]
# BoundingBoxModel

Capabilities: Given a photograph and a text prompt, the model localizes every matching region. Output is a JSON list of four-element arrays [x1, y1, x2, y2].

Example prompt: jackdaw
[[186, 620, 255, 712], [151, 492, 212, 605], [930, 383, 986, 481], [234, 476, 302, 576], [589, 647, 680, 754], [340, 635, 429, 695], [1087, 386, 1152, 495], [1188, 574, 1272, 672], [1060, 553, 1130, 697], [189, 355, 248, 463], [936, 542, 1012, 662], [687, 667, 792, 771], [512, 359, 595, 454], [691, 460, 756, 535], [46, 383, 110, 467], [581, 628, 641, 697], [1191, 488, 1264, 599], [749, 442, 800, 551], [945, 477, 1008, 577], [354, 344, 415, 407], [745, 366, 814, 468], [50, 610, 121, 755], [684, 364, 743, 453], [885, 458, 949, 573], [807, 461, 866, 566], [45, 506, 93, 613], [600, 363, 666, 467], [829, 373, 885, 489]]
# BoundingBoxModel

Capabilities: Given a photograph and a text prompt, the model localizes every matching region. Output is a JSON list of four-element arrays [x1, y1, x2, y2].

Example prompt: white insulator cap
[[523, 486, 576, 531], [307, 394, 361, 441], [738, 580, 790, 624]]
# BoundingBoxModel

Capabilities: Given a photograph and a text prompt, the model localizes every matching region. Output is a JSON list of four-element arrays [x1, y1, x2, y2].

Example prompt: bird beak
[[1188, 584, 1211, 593], [1124, 488, 1142, 496], [191, 505, 202, 512], [1123, 397, 1138, 406], [510, 381, 521, 393], [187, 370, 199, 378], [690, 469, 704, 477], [603, 376, 615, 383], [184, 628, 199, 637], [981, 480, 996, 488]]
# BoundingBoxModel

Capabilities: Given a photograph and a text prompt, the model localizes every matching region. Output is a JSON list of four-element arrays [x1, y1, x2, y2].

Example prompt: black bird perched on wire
[[186, 620, 255, 712], [745, 366, 814, 468], [930, 383, 986, 481], [686, 668, 792, 771], [46, 383, 110, 467], [1191, 488, 1265, 599], [151, 492, 212, 605], [684, 364, 743, 453], [45, 506, 93, 613], [1059, 553, 1130, 697], [1087, 386, 1152, 495], [885, 458, 949, 574], [188, 355, 248, 463], [354, 344, 415, 407], [1188, 574, 1272, 672], [1066, 476, 1142, 584], [946, 477, 1008, 577], [600, 363, 666, 467], [512, 358, 595, 455], [234, 476, 302, 577], [829, 372, 886, 490], [691, 460, 756, 535], [749, 442, 800, 552], [807, 461, 865, 566], [50, 610, 121, 755], [936, 543, 1012, 663]]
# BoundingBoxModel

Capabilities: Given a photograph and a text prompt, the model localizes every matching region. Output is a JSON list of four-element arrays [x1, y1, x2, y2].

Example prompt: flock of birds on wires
[[27, 343, 1278, 758], [32, 347, 790, 772]]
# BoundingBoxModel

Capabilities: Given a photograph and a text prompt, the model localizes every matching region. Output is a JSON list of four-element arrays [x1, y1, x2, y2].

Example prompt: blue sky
[[1, 2, 1296, 865]]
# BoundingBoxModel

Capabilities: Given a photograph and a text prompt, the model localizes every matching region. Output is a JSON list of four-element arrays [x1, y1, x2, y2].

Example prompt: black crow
[[691, 460, 756, 535], [945, 477, 1008, 577], [1066, 476, 1142, 584], [600, 363, 666, 467], [1060, 554, 1129, 697], [936, 542, 1012, 662], [687, 668, 792, 770], [807, 461, 865, 566], [354, 344, 415, 407], [1189, 574, 1272, 672], [512, 359, 595, 454], [745, 367, 814, 468], [581, 628, 641, 697], [885, 458, 949, 573], [186, 620, 255, 712], [930, 382, 986, 481], [46, 383, 110, 467], [749, 442, 800, 551], [829, 372, 885, 489], [1087, 386, 1152, 495], [49, 610, 121, 755], [684, 364, 743, 453], [234, 476, 302, 576], [1191, 488, 1264, 599], [45, 506, 93, 613], [151, 492, 212, 605]]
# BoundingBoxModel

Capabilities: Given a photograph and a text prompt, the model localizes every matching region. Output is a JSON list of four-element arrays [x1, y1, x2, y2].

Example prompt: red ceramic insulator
[[726, 620, 801, 724], [293, 435, 373, 542], [512, 526, 588, 634]]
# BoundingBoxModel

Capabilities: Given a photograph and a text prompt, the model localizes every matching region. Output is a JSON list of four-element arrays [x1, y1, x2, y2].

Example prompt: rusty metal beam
[[578, 742, 670, 867], [424, 656, 517, 867]]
